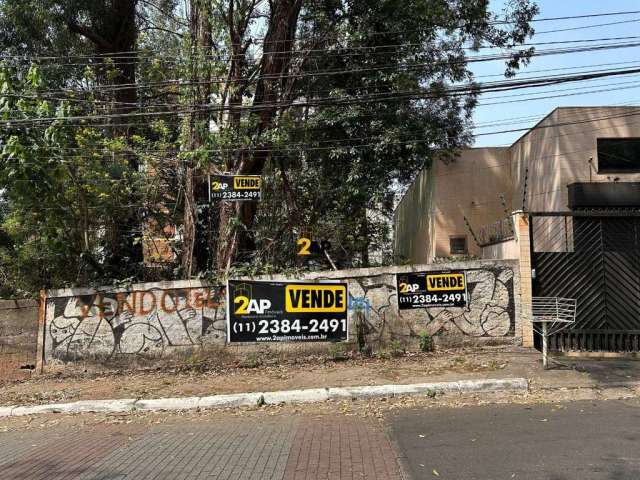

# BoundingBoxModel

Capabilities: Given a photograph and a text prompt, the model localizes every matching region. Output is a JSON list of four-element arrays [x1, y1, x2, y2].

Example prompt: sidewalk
[[1, 346, 518, 405], [0, 412, 403, 480], [3, 346, 640, 408], [2, 347, 640, 479]]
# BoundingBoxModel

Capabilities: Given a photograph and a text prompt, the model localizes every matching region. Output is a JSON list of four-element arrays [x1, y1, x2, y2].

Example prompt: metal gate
[[531, 212, 640, 352]]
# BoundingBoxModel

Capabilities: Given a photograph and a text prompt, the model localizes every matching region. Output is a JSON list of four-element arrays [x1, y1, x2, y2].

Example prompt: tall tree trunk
[[66, 0, 138, 124], [182, 0, 212, 277], [215, 0, 303, 272], [65, 0, 142, 275]]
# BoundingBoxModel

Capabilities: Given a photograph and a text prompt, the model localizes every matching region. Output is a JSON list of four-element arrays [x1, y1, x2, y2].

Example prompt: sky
[[471, 0, 640, 147]]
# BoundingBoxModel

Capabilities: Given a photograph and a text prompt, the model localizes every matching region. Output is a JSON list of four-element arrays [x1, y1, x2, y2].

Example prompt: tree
[[200, 0, 538, 272], [0, 0, 539, 295], [0, 0, 179, 293], [0, 64, 146, 292]]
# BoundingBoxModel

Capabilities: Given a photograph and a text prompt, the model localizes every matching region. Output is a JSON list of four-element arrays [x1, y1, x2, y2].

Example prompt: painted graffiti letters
[[42, 263, 518, 367], [45, 286, 226, 361]]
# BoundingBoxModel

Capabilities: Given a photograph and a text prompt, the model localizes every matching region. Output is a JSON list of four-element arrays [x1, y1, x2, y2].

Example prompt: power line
[[9, 63, 640, 113], [4, 84, 640, 156], [479, 82, 640, 107], [10, 8, 640, 54], [7, 34, 640, 65], [5, 39, 640, 102], [8, 59, 640, 116], [6, 65, 640, 126], [525, 9, 640, 23], [535, 17, 640, 34], [8, 109, 640, 220], [5, 107, 640, 162], [3, 75, 639, 135]]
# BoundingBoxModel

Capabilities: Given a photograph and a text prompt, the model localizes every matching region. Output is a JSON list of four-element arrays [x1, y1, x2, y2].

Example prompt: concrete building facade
[[394, 106, 640, 262]]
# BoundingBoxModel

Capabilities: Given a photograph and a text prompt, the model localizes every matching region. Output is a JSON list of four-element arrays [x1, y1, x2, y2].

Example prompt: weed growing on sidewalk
[[419, 332, 434, 352]]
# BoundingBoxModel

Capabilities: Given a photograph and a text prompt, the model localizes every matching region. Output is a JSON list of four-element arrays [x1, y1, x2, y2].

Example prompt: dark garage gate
[[531, 210, 640, 352]]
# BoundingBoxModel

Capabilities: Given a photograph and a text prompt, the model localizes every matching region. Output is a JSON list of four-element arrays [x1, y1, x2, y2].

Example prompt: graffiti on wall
[[336, 265, 516, 340], [45, 287, 226, 361], [42, 263, 517, 365], [422, 267, 515, 337]]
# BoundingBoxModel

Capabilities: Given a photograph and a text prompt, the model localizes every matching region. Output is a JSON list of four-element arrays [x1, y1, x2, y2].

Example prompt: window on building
[[449, 236, 467, 255], [597, 138, 640, 173]]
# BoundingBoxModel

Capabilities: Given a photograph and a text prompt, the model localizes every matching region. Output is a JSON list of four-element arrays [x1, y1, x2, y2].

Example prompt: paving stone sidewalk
[[0, 415, 402, 480]]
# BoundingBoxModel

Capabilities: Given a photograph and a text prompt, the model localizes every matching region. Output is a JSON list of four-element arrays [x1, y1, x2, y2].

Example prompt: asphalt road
[[387, 399, 640, 480], [3, 399, 640, 479]]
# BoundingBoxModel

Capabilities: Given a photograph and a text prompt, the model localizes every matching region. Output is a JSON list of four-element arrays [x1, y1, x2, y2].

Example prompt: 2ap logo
[[233, 283, 271, 315], [398, 277, 420, 294]]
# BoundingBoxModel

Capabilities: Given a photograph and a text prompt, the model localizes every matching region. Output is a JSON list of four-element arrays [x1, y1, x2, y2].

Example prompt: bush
[[375, 349, 390, 360], [419, 331, 434, 352], [327, 342, 348, 361], [388, 339, 404, 357]]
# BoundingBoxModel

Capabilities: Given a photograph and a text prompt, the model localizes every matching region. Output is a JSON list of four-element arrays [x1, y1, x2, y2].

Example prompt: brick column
[[514, 212, 534, 348]]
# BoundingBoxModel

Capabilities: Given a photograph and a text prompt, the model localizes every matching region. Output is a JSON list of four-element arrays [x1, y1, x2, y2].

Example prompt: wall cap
[[43, 260, 519, 298]]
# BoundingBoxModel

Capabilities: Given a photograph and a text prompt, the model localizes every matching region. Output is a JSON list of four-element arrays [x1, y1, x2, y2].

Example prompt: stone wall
[[38, 260, 520, 368], [41, 283, 226, 366], [296, 260, 520, 342], [0, 299, 39, 380]]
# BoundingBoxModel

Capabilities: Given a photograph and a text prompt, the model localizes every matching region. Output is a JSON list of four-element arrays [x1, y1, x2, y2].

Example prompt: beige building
[[394, 106, 640, 262]]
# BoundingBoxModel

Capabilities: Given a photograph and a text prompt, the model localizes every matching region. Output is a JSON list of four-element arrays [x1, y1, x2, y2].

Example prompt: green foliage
[[419, 331, 434, 353], [243, 0, 539, 272], [424, 388, 437, 399], [327, 342, 348, 361], [374, 339, 404, 359], [0, 63, 147, 294], [388, 339, 404, 357], [0, 0, 538, 294]]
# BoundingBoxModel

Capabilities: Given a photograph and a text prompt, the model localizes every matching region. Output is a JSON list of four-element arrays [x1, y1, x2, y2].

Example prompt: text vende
[[233, 176, 261, 190], [285, 285, 347, 313], [426, 274, 465, 291]]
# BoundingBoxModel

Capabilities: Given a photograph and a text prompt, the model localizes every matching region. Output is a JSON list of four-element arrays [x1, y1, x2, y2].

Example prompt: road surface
[[387, 399, 640, 479], [1, 399, 640, 479]]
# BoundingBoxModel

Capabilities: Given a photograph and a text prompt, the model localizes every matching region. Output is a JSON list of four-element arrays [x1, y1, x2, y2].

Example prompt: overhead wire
[[8, 109, 640, 219], [7, 63, 640, 118], [6, 34, 640, 65], [6, 64, 640, 127], [6, 106, 640, 163], [6, 38, 640, 97], [3, 7, 639, 56]]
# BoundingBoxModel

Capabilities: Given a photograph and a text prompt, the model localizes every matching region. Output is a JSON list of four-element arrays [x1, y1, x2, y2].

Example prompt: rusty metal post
[[35, 289, 46, 374]]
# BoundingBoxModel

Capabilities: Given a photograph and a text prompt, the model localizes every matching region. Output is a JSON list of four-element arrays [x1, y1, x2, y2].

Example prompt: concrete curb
[[0, 377, 528, 418]]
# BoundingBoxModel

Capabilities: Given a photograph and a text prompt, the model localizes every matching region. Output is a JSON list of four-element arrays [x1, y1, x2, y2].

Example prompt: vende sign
[[397, 270, 468, 309], [227, 280, 348, 343], [209, 174, 261, 201]]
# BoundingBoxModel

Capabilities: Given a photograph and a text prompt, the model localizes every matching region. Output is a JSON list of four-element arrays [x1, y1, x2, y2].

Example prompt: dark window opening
[[597, 138, 640, 173], [449, 236, 467, 255]]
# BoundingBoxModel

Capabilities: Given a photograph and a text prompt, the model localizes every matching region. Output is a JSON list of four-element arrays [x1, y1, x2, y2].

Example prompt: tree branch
[[67, 22, 112, 50]]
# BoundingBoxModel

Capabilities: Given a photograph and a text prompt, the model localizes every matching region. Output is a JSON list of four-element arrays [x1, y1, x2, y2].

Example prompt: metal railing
[[527, 297, 577, 369]]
